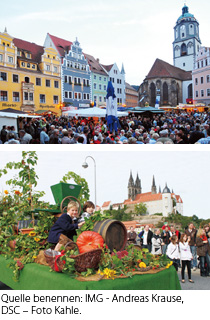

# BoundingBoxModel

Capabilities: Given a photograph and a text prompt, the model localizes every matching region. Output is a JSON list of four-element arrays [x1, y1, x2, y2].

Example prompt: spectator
[[4, 132, 20, 144], [138, 225, 153, 252], [179, 233, 194, 283], [161, 226, 171, 255], [40, 127, 49, 144], [1, 125, 8, 143], [196, 228, 210, 277], [185, 222, 197, 271], [127, 226, 137, 244], [151, 228, 163, 255], [19, 130, 32, 144]]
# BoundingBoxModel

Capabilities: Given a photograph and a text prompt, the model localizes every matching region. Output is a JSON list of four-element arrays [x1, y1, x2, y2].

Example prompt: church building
[[101, 172, 183, 217]]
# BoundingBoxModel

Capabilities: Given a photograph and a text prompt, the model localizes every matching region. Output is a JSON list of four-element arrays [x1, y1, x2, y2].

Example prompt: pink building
[[192, 47, 210, 105]]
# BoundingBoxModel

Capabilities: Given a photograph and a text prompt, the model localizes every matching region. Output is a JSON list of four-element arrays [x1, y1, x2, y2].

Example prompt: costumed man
[[127, 226, 137, 244], [106, 81, 120, 133]]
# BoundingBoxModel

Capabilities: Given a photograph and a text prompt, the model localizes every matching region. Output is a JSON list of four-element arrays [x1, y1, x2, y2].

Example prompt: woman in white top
[[151, 229, 163, 255], [179, 233, 194, 283], [166, 235, 180, 271]]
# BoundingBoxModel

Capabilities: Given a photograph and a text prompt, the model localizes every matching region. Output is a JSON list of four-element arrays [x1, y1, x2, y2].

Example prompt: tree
[[134, 203, 148, 216]]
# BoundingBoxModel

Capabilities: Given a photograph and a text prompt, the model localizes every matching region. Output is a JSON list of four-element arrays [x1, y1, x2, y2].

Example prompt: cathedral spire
[[151, 175, 157, 194], [4, 27, 7, 33]]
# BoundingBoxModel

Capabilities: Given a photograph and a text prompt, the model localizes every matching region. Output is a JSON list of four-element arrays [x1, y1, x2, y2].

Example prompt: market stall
[[0, 255, 181, 290], [62, 107, 128, 118]]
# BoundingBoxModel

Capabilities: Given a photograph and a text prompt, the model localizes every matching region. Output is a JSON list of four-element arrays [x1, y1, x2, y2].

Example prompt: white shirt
[[179, 242, 192, 261], [166, 243, 180, 259], [143, 231, 148, 245]]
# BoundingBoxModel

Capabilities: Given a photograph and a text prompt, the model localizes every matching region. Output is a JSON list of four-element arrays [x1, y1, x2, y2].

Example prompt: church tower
[[173, 4, 201, 71], [151, 175, 157, 194], [128, 171, 135, 200], [135, 173, 142, 195]]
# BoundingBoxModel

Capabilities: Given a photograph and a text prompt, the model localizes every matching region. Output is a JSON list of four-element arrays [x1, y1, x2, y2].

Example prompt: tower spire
[[151, 175, 157, 194]]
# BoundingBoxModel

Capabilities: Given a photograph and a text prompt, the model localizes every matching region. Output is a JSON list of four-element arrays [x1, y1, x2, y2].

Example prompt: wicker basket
[[70, 248, 102, 273], [44, 249, 65, 272], [136, 266, 152, 272]]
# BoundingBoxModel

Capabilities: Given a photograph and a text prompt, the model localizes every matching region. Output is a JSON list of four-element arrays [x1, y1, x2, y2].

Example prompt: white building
[[101, 62, 126, 106]]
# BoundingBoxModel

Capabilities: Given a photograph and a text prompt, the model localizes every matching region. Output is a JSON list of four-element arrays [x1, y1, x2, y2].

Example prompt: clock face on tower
[[180, 25, 185, 31]]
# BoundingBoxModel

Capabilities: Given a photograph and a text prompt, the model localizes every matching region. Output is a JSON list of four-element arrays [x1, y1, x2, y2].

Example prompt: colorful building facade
[[44, 34, 91, 108], [0, 29, 61, 113], [85, 54, 108, 107], [125, 82, 138, 108], [192, 46, 210, 105]]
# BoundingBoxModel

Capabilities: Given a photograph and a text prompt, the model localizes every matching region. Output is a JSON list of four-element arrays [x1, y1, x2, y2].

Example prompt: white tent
[[62, 107, 128, 118], [0, 112, 41, 132]]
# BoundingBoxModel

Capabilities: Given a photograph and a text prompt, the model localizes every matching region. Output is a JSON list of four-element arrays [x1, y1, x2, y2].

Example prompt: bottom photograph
[[0, 150, 209, 290]]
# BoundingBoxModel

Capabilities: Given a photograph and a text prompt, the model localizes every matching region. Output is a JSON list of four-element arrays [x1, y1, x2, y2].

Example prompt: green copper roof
[[177, 5, 195, 23]]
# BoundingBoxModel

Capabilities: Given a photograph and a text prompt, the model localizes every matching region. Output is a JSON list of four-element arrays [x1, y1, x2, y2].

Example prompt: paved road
[[178, 268, 210, 290]]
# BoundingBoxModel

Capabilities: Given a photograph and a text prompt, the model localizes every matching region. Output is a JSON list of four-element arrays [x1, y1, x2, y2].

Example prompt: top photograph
[[0, 1, 210, 144]]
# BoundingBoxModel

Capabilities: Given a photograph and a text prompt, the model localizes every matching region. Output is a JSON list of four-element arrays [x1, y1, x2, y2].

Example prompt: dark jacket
[[196, 237, 210, 256], [185, 228, 197, 246], [161, 231, 171, 245], [48, 214, 78, 243], [138, 230, 153, 245]]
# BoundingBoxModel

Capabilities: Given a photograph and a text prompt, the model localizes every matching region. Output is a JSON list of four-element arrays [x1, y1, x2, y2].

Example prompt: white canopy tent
[[0, 112, 41, 132], [62, 107, 128, 118]]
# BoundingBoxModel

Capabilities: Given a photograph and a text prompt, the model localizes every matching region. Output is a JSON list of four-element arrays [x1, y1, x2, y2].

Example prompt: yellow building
[[0, 29, 62, 114]]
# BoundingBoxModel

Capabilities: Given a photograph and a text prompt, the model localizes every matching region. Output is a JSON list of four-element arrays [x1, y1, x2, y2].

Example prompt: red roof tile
[[13, 38, 44, 63], [124, 192, 162, 205], [101, 64, 114, 72], [48, 33, 72, 57], [85, 53, 107, 76], [146, 58, 192, 81], [102, 201, 111, 208]]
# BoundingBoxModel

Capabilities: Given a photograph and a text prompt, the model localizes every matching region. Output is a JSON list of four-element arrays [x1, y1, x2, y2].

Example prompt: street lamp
[[82, 156, 97, 206]]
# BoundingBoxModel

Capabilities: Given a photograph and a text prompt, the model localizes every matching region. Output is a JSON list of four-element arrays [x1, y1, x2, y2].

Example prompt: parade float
[[0, 152, 181, 290]]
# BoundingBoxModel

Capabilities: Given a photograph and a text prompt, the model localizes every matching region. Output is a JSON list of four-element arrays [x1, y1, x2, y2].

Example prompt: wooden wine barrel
[[93, 219, 127, 252]]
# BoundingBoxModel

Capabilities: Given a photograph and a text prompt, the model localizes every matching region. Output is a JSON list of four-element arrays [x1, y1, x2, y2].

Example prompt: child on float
[[179, 233, 194, 283], [166, 234, 180, 271], [48, 200, 85, 250], [78, 201, 95, 222]]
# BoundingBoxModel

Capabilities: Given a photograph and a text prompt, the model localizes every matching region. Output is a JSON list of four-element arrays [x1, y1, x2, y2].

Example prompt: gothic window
[[150, 83, 156, 107], [188, 84, 193, 99], [181, 43, 187, 56], [163, 82, 169, 105]]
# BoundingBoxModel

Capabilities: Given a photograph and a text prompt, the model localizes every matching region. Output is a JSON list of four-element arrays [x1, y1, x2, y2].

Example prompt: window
[[32, 64, 36, 69], [65, 76, 68, 83], [64, 91, 68, 99], [104, 96, 106, 102], [94, 83, 97, 89], [117, 88, 119, 94], [0, 91, 7, 101], [207, 89, 210, 97], [74, 77, 77, 84], [104, 85, 106, 90], [27, 63, 30, 68], [13, 74, 19, 83], [40, 94, 45, 103], [13, 92, 20, 102], [46, 65, 50, 71], [36, 78, 41, 86], [99, 96, 102, 102], [29, 93, 33, 101], [46, 79, 51, 87], [24, 92, 28, 100], [117, 79, 119, 84], [78, 93, 81, 100], [201, 77, 204, 84], [8, 56, 13, 63], [201, 90, 204, 97], [94, 95, 97, 102], [74, 92, 78, 99], [195, 91, 198, 98], [54, 80, 59, 88], [0, 54, 3, 62], [69, 92, 72, 99], [87, 79, 89, 86], [201, 61, 203, 68], [99, 84, 102, 90], [94, 75, 97, 80], [54, 66, 58, 73], [78, 78, 81, 84], [0, 72, 7, 81], [104, 77, 106, 82], [99, 77, 101, 81], [68, 76, 72, 84], [87, 93, 90, 100], [26, 53, 31, 59], [53, 95, 59, 104], [183, 63, 185, 67], [25, 77, 30, 83], [83, 93, 86, 100], [195, 78, 198, 85], [207, 75, 210, 83]]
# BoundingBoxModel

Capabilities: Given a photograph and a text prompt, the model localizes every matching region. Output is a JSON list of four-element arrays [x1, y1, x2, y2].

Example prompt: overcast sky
[[0, 147, 210, 220], [1, 0, 210, 85]]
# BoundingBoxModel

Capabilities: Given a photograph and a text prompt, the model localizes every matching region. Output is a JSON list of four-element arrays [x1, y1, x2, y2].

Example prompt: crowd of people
[[1, 109, 210, 144], [127, 222, 210, 282]]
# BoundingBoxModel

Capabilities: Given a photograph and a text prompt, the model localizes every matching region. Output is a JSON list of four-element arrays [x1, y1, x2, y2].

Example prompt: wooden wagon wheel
[[60, 196, 81, 215]]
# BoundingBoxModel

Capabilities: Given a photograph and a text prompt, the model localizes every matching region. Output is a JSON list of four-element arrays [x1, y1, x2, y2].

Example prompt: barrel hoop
[[99, 219, 113, 239], [93, 221, 104, 234]]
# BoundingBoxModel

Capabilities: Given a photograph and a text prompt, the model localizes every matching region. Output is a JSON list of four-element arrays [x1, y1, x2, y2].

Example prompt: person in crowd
[[19, 130, 32, 144], [48, 201, 85, 250], [138, 225, 153, 252], [170, 225, 181, 240], [0, 125, 8, 143], [4, 132, 20, 144], [188, 124, 205, 144], [78, 201, 95, 222], [49, 129, 61, 144], [151, 228, 163, 255], [40, 127, 50, 144], [185, 222, 197, 270], [196, 228, 210, 277], [179, 233, 194, 283], [161, 226, 171, 255], [166, 235, 180, 271], [61, 129, 71, 144], [197, 127, 210, 144], [127, 226, 137, 245]]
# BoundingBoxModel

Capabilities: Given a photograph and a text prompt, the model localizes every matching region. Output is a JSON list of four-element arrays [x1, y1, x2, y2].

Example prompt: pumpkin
[[76, 231, 104, 253]]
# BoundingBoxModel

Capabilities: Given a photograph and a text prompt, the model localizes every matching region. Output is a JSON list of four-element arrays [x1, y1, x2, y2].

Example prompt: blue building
[[44, 34, 91, 108]]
